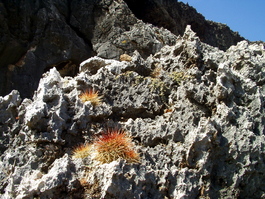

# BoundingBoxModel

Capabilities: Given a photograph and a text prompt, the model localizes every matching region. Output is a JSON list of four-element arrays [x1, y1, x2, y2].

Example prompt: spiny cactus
[[93, 129, 140, 164], [72, 129, 140, 164], [72, 143, 92, 159], [79, 89, 102, 106]]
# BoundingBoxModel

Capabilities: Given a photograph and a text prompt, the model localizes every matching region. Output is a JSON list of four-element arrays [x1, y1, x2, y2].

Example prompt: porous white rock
[[0, 26, 264, 198]]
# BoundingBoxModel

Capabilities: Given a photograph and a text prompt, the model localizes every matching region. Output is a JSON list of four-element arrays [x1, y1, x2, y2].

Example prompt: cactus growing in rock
[[72, 143, 92, 159], [93, 129, 140, 164], [79, 89, 102, 106], [72, 129, 140, 164]]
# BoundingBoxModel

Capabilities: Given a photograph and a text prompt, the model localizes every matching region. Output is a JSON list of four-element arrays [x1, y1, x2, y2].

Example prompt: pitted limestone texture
[[0, 25, 264, 198]]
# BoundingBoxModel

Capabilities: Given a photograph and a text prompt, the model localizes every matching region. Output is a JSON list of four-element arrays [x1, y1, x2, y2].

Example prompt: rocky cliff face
[[0, 0, 244, 99], [1, 0, 265, 199], [124, 0, 244, 50]]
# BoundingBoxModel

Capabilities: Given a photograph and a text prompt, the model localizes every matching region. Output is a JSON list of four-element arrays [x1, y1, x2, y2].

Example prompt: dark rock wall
[[124, 0, 244, 50], [0, 0, 95, 99], [0, 0, 244, 99]]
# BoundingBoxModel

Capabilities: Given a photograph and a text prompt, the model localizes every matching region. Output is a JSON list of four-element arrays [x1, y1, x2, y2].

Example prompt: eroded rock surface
[[124, 0, 244, 50], [0, 0, 244, 99], [0, 26, 265, 199]]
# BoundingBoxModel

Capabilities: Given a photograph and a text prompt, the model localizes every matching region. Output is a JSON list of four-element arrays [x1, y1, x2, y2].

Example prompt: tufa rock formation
[[0, 0, 265, 198]]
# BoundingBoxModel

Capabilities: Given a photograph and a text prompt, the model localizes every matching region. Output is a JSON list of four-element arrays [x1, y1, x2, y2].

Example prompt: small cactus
[[72, 129, 140, 164], [72, 143, 92, 159], [79, 89, 102, 106], [93, 129, 140, 164]]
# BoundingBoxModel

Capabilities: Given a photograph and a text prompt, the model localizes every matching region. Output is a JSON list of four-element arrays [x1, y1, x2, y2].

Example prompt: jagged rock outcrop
[[124, 0, 244, 50], [0, 25, 264, 198], [0, 90, 21, 153], [0, 0, 244, 99]]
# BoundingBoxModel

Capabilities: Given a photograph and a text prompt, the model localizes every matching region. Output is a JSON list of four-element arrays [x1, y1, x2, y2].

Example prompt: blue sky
[[180, 0, 265, 42]]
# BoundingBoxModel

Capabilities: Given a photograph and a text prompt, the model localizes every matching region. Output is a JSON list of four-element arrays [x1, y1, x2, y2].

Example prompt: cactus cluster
[[72, 129, 140, 164]]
